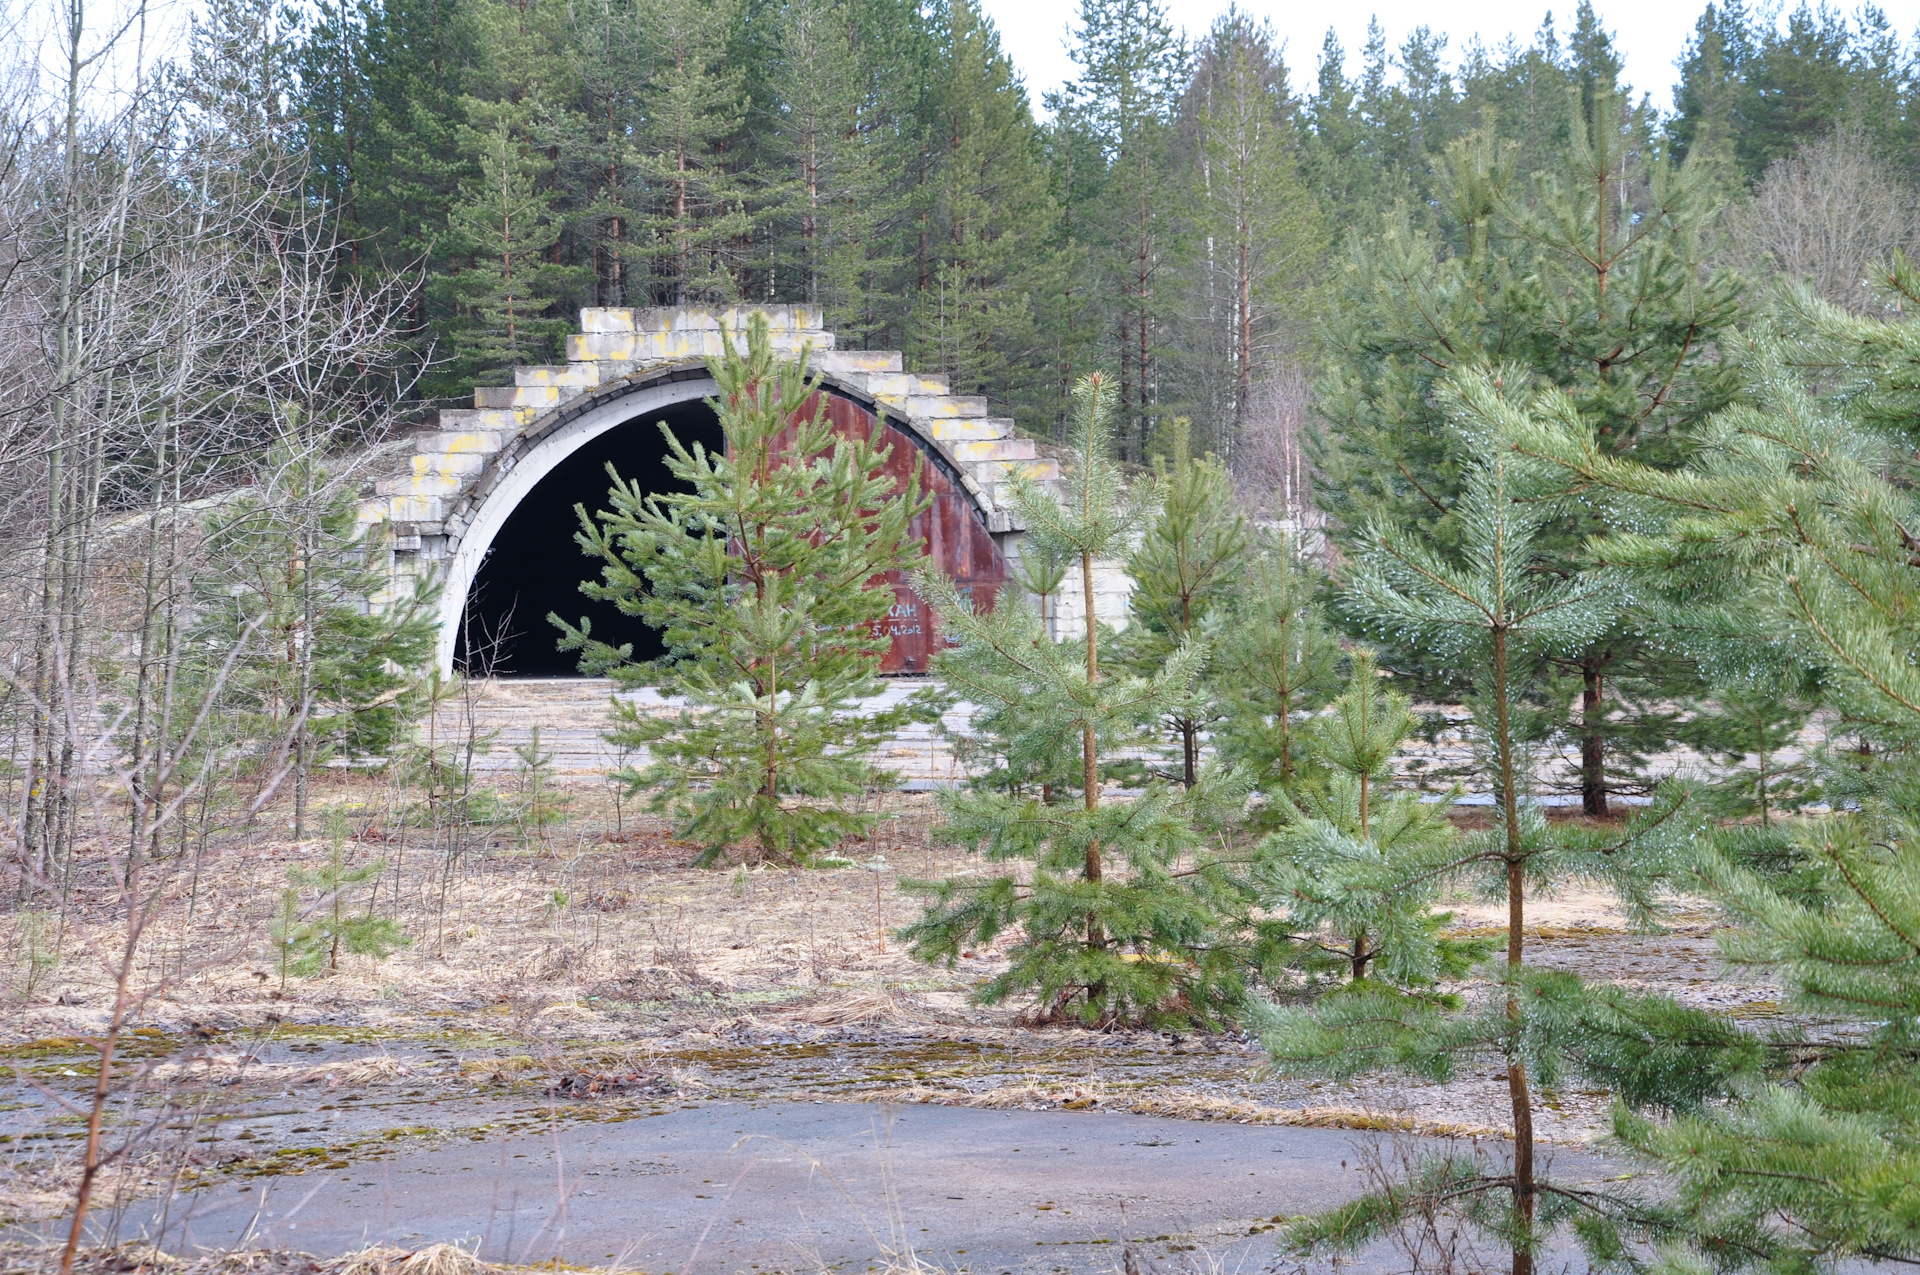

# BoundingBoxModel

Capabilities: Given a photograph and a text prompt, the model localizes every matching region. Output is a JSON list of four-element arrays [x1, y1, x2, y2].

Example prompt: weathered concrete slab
[[125, 1102, 1623, 1273]]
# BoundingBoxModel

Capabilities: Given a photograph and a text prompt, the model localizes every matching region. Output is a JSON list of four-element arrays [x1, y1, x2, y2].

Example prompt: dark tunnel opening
[[455, 399, 724, 677]]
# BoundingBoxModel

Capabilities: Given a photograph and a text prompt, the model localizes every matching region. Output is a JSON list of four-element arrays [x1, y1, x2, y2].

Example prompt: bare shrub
[[1720, 123, 1920, 313], [1231, 364, 1315, 525]]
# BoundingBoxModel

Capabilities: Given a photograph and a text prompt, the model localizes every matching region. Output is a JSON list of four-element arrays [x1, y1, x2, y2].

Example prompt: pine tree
[[268, 815, 407, 987], [766, 0, 927, 343], [1059, 0, 1186, 458], [1211, 531, 1340, 792], [1299, 32, 1371, 235], [196, 438, 437, 834], [1683, 674, 1821, 825], [1495, 284, 1920, 1273], [293, 0, 479, 396], [1121, 419, 1245, 787], [1452, 16, 1579, 185], [903, 373, 1250, 1026], [1173, 12, 1323, 447], [769, 0, 866, 310], [554, 313, 928, 865], [1257, 387, 1700, 1275], [633, 0, 753, 301], [1255, 651, 1486, 988], [546, 0, 643, 310], [913, 0, 1065, 429], [1669, 1, 1749, 179], [438, 107, 585, 381], [1314, 91, 1745, 816]]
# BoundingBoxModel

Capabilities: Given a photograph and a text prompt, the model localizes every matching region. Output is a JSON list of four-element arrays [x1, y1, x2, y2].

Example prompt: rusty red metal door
[[808, 391, 1009, 674]]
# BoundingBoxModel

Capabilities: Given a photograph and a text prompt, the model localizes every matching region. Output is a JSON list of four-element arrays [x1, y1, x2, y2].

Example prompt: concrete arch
[[430, 361, 1005, 675]]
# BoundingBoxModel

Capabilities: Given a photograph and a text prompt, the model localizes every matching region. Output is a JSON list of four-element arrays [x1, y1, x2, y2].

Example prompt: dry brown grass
[[335, 1244, 488, 1275], [0, 1242, 589, 1275], [874, 1082, 1508, 1140], [5, 775, 995, 1048]]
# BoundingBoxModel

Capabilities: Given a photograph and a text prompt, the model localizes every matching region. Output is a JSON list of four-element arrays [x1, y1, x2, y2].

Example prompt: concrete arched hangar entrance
[[413, 356, 1022, 678]]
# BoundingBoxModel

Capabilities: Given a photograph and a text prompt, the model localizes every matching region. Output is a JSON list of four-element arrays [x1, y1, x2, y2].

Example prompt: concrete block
[[815, 349, 904, 375], [860, 373, 916, 400], [633, 308, 716, 332], [413, 451, 486, 478], [907, 395, 987, 419], [921, 418, 1006, 442], [588, 328, 834, 364], [386, 494, 446, 522], [474, 384, 560, 410], [627, 304, 824, 334], [515, 363, 600, 388], [910, 375, 951, 396], [375, 473, 462, 498], [950, 437, 1036, 463], [569, 332, 638, 361], [580, 308, 636, 333], [420, 430, 506, 456], [437, 408, 528, 432]]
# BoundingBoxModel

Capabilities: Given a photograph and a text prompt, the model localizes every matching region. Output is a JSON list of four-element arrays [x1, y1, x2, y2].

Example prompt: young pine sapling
[[1257, 384, 1701, 1275], [1256, 652, 1485, 988], [557, 312, 930, 865], [1123, 418, 1247, 787], [1213, 533, 1341, 794], [268, 811, 407, 989], [904, 374, 1245, 1027]]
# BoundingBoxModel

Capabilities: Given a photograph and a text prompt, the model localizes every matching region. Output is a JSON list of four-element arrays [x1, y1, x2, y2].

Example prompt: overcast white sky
[[977, 0, 1920, 118], [19, 0, 1920, 120]]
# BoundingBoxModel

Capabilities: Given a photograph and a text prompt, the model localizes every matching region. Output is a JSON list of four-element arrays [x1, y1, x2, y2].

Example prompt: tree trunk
[[127, 425, 168, 882], [1495, 627, 1535, 1275], [1136, 205, 1152, 461], [1581, 659, 1607, 818], [1277, 684, 1292, 781], [59, 924, 138, 1275], [803, 110, 819, 303], [1236, 223, 1252, 432], [1081, 549, 1105, 986]]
